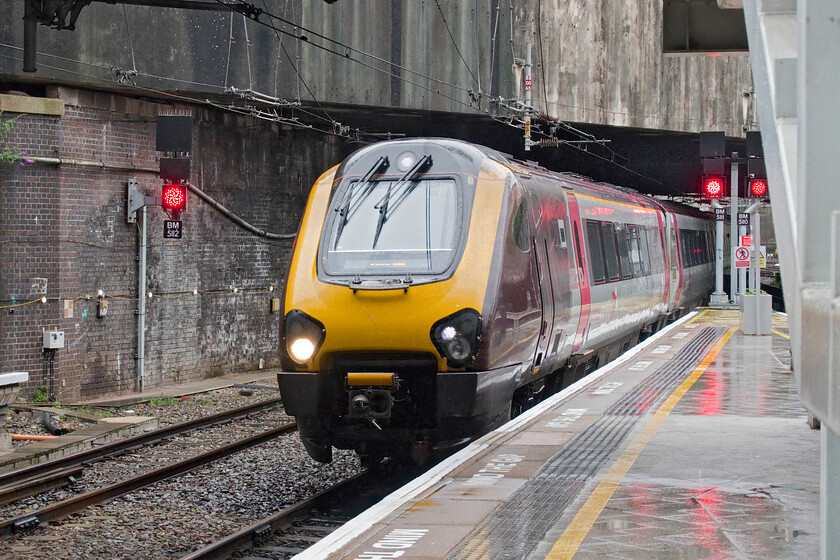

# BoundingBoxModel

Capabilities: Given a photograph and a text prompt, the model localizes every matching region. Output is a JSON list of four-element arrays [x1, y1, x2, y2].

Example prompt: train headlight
[[431, 309, 482, 368], [284, 310, 326, 365]]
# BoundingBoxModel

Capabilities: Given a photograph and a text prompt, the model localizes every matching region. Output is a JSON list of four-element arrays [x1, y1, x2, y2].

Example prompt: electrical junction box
[[43, 329, 65, 349], [97, 300, 109, 318], [270, 298, 281, 313]]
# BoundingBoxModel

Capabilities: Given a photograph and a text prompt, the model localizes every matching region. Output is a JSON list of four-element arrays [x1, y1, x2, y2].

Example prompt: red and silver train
[[277, 138, 714, 464]]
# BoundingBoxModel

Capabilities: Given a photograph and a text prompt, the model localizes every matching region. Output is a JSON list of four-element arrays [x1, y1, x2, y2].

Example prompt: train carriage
[[277, 138, 714, 464]]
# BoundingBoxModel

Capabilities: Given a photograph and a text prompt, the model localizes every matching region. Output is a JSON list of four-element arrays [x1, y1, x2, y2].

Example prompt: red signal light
[[702, 176, 725, 198], [749, 178, 768, 198], [162, 182, 187, 215]]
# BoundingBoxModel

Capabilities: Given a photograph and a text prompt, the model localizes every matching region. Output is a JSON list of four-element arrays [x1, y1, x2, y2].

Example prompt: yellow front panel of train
[[286, 164, 507, 371]]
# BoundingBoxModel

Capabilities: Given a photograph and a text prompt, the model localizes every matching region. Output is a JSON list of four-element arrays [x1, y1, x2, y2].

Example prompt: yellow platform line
[[683, 308, 710, 325], [772, 328, 790, 340], [545, 327, 737, 559]]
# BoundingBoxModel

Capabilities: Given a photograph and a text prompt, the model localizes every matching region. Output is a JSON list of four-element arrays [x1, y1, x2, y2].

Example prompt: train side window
[[690, 231, 699, 266], [615, 224, 633, 279], [628, 225, 644, 276], [696, 231, 702, 265], [601, 222, 620, 282], [573, 221, 584, 272], [585, 220, 606, 284], [512, 199, 530, 252], [679, 230, 688, 267], [639, 228, 652, 275]]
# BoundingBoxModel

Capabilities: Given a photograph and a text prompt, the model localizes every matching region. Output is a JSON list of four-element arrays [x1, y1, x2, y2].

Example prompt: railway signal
[[748, 178, 768, 198], [161, 181, 187, 219], [702, 175, 726, 198]]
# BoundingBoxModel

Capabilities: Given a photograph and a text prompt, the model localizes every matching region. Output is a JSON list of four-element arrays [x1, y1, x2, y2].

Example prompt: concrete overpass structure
[[2, 0, 755, 194]]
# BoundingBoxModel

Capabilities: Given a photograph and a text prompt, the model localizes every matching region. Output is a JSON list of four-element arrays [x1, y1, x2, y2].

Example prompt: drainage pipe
[[187, 183, 296, 240], [12, 434, 57, 441], [26, 156, 158, 174], [137, 205, 147, 393]]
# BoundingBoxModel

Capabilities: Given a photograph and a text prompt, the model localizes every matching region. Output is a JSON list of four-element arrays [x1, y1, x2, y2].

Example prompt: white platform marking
[[546, 408, 588, 429], [628, 361, 652, 371], [592, 381, 623, 395]]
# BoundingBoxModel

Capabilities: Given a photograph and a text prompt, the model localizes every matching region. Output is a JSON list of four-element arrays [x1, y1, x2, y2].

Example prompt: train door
[[530, 197, 555, 376], [666, 214, 683, 312], [542, 192, 574, 364], [565, 193, 590, 352]]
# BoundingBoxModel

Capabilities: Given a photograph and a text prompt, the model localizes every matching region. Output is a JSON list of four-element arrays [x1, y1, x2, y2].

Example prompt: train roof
[[655, 199, 714, 220]]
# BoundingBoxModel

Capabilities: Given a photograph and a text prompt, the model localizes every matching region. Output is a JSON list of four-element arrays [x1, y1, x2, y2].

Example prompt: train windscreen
[[323, 178, 460, 276]]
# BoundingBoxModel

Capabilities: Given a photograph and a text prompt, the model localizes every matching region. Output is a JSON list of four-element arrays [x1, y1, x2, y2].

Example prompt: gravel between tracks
[[0, 436, 361, 559], [0, 380, 364, 559]]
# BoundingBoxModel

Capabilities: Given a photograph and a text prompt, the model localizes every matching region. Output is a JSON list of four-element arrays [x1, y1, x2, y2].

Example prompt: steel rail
[[0, 422, 296, 537], [0, 467, 84, 507], [178, 470, 375, 560], [0, 397, 282, 490]]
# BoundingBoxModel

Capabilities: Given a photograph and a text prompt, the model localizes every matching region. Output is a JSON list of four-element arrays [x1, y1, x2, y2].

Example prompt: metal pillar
[[710, 200, 728, 304], [743, 1, 840, 554], [729, 155, 739, 303], [823, 428, 840, 558], [751, 209, 761, 293], [524, 42, 532, 151], [136, 206, 147, 393]]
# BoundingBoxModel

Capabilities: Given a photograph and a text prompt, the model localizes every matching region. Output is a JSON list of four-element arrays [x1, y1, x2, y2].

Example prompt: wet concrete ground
[[565, 315, 819, 559]]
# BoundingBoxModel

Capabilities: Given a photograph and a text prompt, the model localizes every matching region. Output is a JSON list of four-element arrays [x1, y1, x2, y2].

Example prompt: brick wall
[[0, 88, 348, 402]]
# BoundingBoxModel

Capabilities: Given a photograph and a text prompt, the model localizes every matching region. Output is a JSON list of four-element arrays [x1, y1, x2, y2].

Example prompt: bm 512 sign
[[164, 220, 182, 239]]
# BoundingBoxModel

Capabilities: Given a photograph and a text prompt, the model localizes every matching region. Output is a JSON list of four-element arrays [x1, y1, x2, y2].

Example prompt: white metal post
[[752, 211, 761, 293], [524, 42, 532, 151], [710, 200, 728, 304], [729, 155, 739, 302], [137, 205, 147, 394]]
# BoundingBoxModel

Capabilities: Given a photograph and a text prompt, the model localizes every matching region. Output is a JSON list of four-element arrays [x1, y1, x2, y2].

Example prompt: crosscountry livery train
[[277, 138, 714, 465]]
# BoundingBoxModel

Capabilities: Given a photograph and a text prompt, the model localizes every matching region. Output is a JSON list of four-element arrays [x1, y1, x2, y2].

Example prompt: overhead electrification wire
[[213, 0, 476, 96], [224, 12, 234, 89], [242, 14, 254, 90], [536, 0, 549, 115], [260, 0, 333, 124], [434, 0, 480, 89], [121, 4, 137, 75], [212, 0, 480, 112]]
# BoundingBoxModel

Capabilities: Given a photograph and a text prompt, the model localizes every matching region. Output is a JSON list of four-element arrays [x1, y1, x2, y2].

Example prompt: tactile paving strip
[[444, 327, 727, 560]]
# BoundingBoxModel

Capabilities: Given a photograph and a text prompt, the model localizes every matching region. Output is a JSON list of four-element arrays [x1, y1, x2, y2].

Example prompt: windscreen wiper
[[372, 155, 432, 249], [333, 156, 389, 249], [384, 155, 434, 222]]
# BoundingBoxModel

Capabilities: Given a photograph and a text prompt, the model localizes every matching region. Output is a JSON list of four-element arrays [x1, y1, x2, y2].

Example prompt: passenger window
[[512, 199, 530, 252], [679, 230, 688, 267], [615, 224, 632, 279], [586, 220, 606, 284], [628, 225, 644, 277], [639, 228, 652, 275], [601, 222, 620, 281], [573, 221, 586, 285]]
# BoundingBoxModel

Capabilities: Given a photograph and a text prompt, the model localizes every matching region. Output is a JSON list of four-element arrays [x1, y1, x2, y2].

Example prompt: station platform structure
[[299, 308, 818, 559]]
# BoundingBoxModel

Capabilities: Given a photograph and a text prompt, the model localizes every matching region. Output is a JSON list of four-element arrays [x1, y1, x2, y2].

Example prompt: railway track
[[182, 464, 419, 560], [0, 397, 283, 507], [0, 421, 296, 537]]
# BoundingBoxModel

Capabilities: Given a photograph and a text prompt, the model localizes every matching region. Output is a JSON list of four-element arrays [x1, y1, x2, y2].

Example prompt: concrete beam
[[0, 94, 64, 116]]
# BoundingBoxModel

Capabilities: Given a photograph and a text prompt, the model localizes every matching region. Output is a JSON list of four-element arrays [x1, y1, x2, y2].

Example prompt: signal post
[[700, 131, 768, 307]]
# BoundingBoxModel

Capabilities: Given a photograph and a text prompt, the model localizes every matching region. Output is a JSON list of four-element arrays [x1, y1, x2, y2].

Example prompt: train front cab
[[277, 141, 533, 463]]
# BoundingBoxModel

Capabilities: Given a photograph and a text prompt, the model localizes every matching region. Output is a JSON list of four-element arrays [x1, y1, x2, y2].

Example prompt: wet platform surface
[[301, 309, 818, 560]]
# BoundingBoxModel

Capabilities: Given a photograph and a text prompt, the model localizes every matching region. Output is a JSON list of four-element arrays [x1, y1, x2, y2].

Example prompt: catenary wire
[[434, 0, 480, 89]]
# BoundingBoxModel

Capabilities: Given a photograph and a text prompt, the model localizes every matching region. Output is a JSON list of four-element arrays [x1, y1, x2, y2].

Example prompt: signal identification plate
[[164, 220, 182, 239]]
